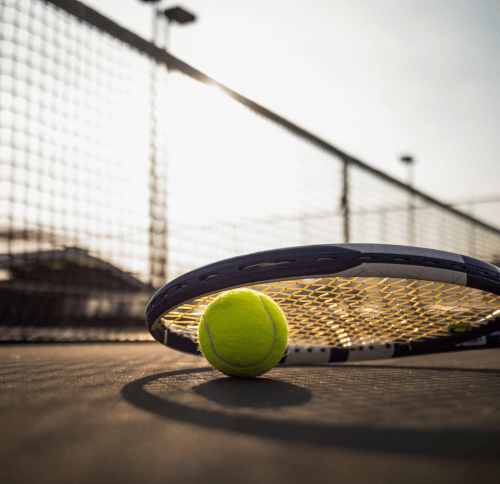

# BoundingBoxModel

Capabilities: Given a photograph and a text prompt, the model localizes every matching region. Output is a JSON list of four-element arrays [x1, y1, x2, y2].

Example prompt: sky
[[83, 0, 500, 227]]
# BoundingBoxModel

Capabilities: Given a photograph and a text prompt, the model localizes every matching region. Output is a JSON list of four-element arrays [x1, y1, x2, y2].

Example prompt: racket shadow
[[121, 367, 500, 462]]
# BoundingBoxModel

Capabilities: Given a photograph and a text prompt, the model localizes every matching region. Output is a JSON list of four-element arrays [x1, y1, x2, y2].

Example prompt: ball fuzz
[[198, 288, 288, 377]]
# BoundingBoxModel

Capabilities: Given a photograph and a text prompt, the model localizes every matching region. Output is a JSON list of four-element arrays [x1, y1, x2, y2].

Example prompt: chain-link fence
[[1, 0, 500, 339]]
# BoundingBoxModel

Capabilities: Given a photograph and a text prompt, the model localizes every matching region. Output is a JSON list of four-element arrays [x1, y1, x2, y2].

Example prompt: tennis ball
[[198, 288, 288, 378], [447, 322, 472, 333]]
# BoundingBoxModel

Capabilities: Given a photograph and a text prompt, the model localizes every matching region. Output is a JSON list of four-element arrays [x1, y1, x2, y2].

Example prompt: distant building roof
[[0, 247, 154, 292]]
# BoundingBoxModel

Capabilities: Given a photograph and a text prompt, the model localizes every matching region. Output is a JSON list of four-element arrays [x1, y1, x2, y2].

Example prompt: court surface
[[1, 342, 499, 484]]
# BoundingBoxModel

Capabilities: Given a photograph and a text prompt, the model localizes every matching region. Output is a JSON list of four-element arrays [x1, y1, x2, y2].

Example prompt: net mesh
[[1, 0, 500, 341], [160, 279, 500, 348]]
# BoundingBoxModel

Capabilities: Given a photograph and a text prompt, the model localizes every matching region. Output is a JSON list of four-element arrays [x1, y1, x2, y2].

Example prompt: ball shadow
[[193, 377, 311, 408]]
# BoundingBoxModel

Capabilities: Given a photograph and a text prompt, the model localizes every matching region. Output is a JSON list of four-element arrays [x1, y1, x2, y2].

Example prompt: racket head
[[146, 244, 500, 364]]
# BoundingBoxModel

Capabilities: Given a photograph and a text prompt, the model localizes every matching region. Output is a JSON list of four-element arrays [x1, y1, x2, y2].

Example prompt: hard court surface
[[1, 342, 499, 484]]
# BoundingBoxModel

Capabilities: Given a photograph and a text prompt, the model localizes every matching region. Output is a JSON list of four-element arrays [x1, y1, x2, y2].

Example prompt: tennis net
[[1, 0, 499, 339]]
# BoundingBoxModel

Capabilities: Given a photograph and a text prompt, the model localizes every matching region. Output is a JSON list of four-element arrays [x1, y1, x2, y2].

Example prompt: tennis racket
[[146, 244, 500, 364]]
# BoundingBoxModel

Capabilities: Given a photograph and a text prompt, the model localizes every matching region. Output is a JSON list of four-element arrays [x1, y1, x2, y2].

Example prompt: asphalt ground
[[1, 342, 499, 484]]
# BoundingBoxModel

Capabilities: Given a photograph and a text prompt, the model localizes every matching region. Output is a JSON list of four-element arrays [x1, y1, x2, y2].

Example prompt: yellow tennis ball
[[198, 288, 288, 378], [447, 322, 471, 333]]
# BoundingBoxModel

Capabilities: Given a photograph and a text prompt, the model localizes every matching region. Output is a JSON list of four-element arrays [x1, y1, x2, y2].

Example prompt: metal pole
[[143, 2, 196, 285], [341, 158, 350, 243], [408, 164, 416, 246], [164, 18, 171, 50], [152, 6, 159, 45], [148, 4, 168, 288], [401, 156, 415, 246]]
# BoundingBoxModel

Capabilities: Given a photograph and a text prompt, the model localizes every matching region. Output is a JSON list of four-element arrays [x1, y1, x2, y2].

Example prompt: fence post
[[468, 220, 477, 257], [149, 63, 168, 289], [408, 190, 416, 246], [341, 158, 350, 243]]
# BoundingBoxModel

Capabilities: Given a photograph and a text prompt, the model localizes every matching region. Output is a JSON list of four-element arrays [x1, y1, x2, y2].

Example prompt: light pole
[[400, 155, 415, 187], [139, 1, 197, 287], [139, 0, 162, 44], [140, 0, 196, 46], [140, 1, 196, 48], [160, 7, 196, 49], [400, 155, 416, 246]]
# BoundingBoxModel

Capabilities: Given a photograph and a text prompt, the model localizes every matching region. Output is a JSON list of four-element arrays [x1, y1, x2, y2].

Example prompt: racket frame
[[146, 244, 500, 364]]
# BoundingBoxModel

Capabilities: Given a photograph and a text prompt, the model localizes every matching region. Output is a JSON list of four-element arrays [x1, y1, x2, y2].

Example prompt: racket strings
[[160, 277, 500, 348]]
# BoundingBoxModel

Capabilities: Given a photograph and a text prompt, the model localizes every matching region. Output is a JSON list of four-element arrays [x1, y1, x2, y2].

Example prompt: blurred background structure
[[1, 0, 500, 340]]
